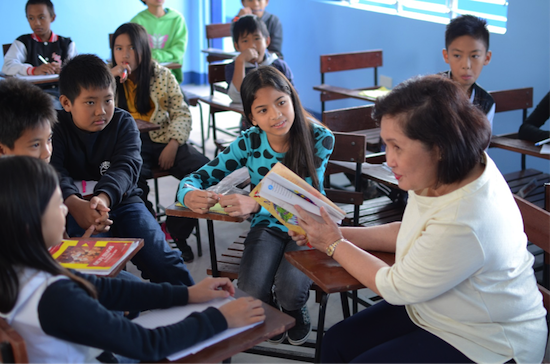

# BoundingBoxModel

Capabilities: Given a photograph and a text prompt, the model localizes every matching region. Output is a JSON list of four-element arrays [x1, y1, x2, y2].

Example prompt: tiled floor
[[128, 84, 379, 363]]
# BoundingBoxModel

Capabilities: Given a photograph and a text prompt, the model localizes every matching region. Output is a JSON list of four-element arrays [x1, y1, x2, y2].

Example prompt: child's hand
[[111, 62, 131, 83], [288, 230, 310, 247], [184, 190, 220, 214], [66, 195, 112, 234], [158, 139, 179, 170], [89, 195, 112, 233], [219, 194, 259, 217], [34, 63, 58, 75], [238, 48, 260, 64], [218, 297, 265, 328], [188, 277, 235, 303], [238, 7, 253, 16]]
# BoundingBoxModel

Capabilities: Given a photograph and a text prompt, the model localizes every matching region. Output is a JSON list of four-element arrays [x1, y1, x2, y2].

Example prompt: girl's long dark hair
[[241, 66, 322, 189], [111, 22, 154, 115], [0, 156, 97, 314]]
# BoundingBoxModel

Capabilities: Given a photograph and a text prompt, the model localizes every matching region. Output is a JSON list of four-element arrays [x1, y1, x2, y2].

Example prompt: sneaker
[[175, 239, 194, 263], [284, 306, 311, 346], [267, 331, 287, 345]]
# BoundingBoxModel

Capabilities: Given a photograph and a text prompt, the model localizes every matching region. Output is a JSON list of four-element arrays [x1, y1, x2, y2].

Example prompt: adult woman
[[290, 75, 547, 363]]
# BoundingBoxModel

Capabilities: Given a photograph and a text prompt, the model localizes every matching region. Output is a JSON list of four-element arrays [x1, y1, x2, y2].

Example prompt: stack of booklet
[[250, 162, 345, 235], [49, 239, 141, 276]]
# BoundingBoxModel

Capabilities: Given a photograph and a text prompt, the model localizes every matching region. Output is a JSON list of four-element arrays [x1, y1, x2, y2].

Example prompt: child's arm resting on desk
[[1, 41, 33, 76], [38, 274, 263, 361]]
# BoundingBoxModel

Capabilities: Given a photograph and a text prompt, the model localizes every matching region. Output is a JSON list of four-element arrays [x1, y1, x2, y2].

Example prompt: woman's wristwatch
[[326, 238, 350, 257]]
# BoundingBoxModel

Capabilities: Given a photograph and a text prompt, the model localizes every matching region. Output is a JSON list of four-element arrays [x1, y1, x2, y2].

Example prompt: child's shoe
[[284, 305, 311, 346]]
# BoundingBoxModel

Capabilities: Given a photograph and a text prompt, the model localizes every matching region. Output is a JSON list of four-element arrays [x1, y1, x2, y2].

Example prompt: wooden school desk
[[285, 248, 395, 363], [135, 118, 161, 133], [161, 288, 295, 363], [165, 203, 244, 277], [490, 132, 550, 163]]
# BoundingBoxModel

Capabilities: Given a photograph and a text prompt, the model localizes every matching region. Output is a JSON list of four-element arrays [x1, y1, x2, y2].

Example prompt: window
[[330, 0, 508, 34]]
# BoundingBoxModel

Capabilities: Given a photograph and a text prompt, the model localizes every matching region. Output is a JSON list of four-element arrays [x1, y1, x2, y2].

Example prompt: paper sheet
[[540, 144, 550, 154], [14, 74, 59, 82], [132, 296, 262, 361]]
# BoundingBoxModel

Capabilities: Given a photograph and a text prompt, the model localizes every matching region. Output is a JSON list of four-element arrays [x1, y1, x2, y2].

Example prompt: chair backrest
[[325, 132, 366, 225], [323, 104, 381, 153], [208, 60, 232, 95], [205, 23, 234, 63], [489, 87, 533, 170], [3, 43, 11, 57], [0, 317, 28, 363]]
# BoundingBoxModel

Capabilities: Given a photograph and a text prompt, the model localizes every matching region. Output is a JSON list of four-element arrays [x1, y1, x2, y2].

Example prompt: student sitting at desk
[[234, 0, 283, 59], [178, 67, 334, 346], [51, 54, 194, 286], [225, 15, 293, 105], [110, 23, 208, 263], [518, 91, 550, 142], [439, 15, 495, 129], [2, 0, 76, 77], [131, 0, 187, 83], [0, 156, 265, 363]]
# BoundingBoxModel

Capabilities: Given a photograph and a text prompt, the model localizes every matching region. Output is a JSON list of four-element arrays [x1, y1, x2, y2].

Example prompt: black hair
[[372, 75, 491, 186], [445, 14, 490, 51], [25, 0, 55, 17], [59, 54, 115, 103], [0, 156, 97, 314], [231, 15, 270, 44], [0, 78, 56, 149], [241, 66, 324, 190], [111, 23, 154, 115]]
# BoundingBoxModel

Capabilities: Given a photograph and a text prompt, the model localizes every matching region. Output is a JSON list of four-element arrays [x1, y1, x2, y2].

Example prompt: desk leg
[[208, 220, 219, 277], [315, 293, 329, 364]]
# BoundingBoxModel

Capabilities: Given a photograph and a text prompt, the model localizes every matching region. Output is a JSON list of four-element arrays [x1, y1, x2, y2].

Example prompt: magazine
[[49, 239, 141, 276], [250, 162, 345, 234]]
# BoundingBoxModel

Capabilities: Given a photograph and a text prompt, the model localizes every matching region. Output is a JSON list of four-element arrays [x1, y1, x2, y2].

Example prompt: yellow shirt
[[123, 78, 155, 122]]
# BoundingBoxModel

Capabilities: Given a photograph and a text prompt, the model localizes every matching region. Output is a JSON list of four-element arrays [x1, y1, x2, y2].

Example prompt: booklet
[[250, 162, 345, 234], [49, 239, 140, 276], [132, 296, 262, 361]]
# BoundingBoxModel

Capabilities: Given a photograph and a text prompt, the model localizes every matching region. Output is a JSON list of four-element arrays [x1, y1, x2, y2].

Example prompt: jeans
[[67, 201, 194, 286], [321, 301, 474, 363], [237, 226, 312, 311]]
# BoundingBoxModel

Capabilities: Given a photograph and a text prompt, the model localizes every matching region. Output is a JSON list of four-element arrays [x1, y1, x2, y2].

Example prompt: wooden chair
[[2, 43, 11, 56], [514, 189, 550, 362], [205, 23, 234, 64], [315, 50, 383, 113], [0, 317, 28, 363], [489, 87, 533, 170]]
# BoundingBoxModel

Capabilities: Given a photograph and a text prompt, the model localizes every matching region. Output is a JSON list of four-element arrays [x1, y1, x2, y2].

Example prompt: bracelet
[[326, 238, 350, 257], [232, 16, 240, 22]]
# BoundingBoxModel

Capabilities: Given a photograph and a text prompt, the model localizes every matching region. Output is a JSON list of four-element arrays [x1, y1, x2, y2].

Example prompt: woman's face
[[113, 33, 139, 72], [381, 115, 440, 195], [42, 187, 68, 248]]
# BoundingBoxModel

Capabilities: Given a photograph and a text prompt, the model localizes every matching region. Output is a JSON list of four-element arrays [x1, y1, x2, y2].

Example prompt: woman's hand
[[184, 189, 220, 214], [219, 194, 260, 217], [158, 139, 179, 170], [188, 277, 235, 303], [111, 62, 131, 83], [294, 205, 343, 253], [218, 297, 265, 328]]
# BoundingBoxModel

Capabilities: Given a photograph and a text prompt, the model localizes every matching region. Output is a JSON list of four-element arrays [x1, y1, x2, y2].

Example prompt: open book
[[250, 163, 345, 234], [49, 239, 141, 276]]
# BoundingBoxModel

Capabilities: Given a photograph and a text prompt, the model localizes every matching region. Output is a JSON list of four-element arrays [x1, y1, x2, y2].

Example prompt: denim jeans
[[237, 226, 312, 311], [67, 202, 194, 286]]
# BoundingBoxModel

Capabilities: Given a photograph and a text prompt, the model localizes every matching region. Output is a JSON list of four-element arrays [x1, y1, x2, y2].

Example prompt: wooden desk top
[[160, 62, 182, 70], [197, 95, 245, 115], [164, 289, 295, 363], [135, 119, 161, 133], [166, 202, 245, 223], [490, 133, 550, 160], [285, 249, 395, 294], [328, 159, 400, 190], [201, 48, 239, 59], [313, 84, 380, 103]]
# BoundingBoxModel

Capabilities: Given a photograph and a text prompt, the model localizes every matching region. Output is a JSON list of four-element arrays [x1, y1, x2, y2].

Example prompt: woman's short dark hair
[[0, 156, 96, 314], [372, 75, 491, 185]]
